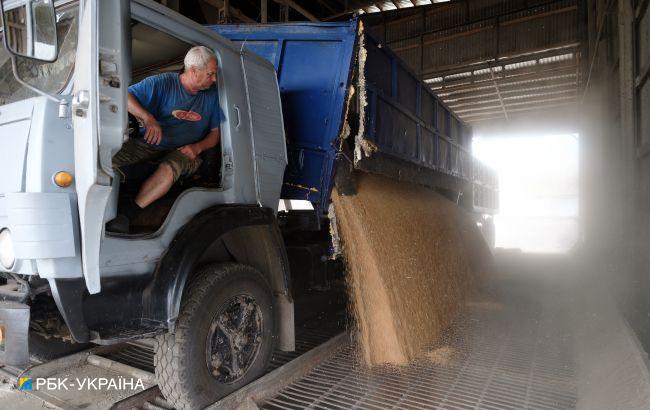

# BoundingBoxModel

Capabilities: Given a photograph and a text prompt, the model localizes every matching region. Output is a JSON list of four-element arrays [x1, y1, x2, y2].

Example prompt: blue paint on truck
[[210, 22, 357, 212], [209, 21, 498, 216]]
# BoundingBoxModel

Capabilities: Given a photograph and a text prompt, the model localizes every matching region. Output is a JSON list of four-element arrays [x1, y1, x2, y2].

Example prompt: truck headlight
[[0, 229, 16, 270]]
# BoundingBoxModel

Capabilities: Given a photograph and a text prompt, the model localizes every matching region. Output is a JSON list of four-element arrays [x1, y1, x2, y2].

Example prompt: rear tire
[[155, 263, 275, 409]]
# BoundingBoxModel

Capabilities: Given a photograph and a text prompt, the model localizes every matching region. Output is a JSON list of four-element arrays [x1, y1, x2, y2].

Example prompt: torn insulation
[[327, 203, 342, 259], [353, 22, 378, 163]]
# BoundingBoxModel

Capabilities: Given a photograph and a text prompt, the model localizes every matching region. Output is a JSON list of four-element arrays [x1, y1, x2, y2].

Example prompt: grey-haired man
[[109, 46, 221, 232]]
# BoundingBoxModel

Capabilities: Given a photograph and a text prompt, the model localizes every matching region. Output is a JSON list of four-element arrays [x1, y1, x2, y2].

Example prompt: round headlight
[[0, 229, 16, 270]]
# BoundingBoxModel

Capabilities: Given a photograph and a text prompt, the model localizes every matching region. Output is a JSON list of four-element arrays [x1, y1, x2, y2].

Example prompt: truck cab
[[0, 0, 294, 407]]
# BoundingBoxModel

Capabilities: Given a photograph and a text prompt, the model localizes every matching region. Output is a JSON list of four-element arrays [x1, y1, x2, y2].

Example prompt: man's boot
[[106, 199, 142, 234]]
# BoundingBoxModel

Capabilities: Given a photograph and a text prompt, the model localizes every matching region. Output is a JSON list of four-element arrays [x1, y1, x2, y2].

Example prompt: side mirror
[[1, 0, 57, 62]]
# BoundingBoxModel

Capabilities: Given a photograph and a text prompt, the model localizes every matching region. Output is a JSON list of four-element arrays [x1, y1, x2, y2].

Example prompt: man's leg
[[134, 162, 175, 208], [108, 139, 163, 233], [134, 150, 203, 208]]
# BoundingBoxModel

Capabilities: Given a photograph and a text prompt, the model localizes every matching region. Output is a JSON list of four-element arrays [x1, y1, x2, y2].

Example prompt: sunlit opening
[[278, 199, 314, 212], [473, 134, 579, 253]]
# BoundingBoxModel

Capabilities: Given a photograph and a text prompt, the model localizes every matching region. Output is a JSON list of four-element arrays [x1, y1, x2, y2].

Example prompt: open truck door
[[72, 0, 129, 294]]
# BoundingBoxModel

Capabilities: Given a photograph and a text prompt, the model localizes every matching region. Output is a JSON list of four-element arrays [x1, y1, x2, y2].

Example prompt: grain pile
[[332, 173, 491, 366]]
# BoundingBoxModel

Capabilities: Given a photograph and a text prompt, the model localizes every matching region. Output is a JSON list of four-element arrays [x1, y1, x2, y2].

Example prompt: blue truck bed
[[209, 21, 498, 216]]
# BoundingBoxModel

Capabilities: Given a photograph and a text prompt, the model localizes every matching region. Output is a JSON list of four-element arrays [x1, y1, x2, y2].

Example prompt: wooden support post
[[489, 65, 508, 121], [273, 0, 319, 21], [618, 0, 637, 255], [202, 0, 256, 23], [261, 0, 268, 23], [223, 0, 230, 22]]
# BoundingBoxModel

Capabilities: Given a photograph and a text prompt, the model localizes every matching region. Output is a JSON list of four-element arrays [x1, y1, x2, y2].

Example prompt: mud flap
[[0, 302, 30, 366], [334, 157, 357, 196]]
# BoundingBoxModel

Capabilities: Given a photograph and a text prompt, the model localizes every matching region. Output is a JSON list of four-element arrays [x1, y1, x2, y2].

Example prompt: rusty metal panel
[[468, 0, 521, 20], [385, 11, 423, 42], [360, 0, 581, 124], [425, 4, 466, 31], [391, 37, 421, 74], [498, 2, 579, 56], [422, 20, 496, 71]]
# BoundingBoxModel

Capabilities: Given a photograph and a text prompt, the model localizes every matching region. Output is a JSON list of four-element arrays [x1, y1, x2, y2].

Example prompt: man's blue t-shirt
[[128, 72, 221, 150]]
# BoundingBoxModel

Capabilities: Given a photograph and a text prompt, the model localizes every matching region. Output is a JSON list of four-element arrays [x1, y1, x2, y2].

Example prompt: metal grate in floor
[[269, 312, 347, 371], [108, 309, 346, 409], [263, 281, 577, 410], [102, 310, 346, 375]]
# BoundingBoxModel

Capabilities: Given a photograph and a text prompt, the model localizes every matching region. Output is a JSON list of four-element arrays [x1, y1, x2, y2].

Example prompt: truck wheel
[[154, 263, 276, 409]]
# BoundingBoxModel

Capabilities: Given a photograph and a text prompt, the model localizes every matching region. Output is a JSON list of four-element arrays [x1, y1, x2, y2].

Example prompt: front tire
[[155, 263, 276, 409]]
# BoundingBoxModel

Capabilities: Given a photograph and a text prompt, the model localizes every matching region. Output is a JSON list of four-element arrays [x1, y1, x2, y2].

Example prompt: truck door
[[72, 0, 129, 294]]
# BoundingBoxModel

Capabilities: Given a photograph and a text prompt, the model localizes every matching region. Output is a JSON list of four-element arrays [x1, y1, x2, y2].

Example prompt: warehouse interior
[[147, 1, 650, 408], [181, 0, 649, 407], [172, 0, 649, 328], [170, 0, 631, 262], [2, 0, 650, 408]]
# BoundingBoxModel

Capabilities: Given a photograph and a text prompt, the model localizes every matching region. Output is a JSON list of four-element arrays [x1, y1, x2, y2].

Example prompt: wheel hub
[[206, 294, 263, 384]]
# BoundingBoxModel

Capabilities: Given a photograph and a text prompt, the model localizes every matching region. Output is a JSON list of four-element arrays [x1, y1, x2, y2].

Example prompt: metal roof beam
[[417, 45, 580, 79], [462, 101, 577, 122], [202, 0, 256, 23], [455, 95, 577, 115], [315, 0, 338, 15], [489, 66, 508, 121], [272, 0, 319, 21], [446, 86, 577, 106], [444, 80, 578, 100], [431, 66, 578, 93]]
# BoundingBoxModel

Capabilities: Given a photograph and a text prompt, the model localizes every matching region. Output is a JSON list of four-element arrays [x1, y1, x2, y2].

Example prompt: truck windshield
[[0, 6, 77, 106]]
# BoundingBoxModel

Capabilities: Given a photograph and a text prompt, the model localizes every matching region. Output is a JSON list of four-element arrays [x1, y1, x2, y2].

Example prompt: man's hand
[[178, 144, 201, 160], [143, 116, 163, 145]]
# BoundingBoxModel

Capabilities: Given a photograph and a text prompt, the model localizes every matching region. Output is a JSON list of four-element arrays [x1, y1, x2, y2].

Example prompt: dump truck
[[0, 0, 497, 408]]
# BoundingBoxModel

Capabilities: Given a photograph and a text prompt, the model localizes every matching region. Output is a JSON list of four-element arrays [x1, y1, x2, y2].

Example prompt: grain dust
[[426, 346, 456, 366], [332, 173, 491, 366]]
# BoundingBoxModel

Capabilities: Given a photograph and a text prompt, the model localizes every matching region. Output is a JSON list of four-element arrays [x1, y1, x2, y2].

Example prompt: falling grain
[[332, 172, 491, 366]]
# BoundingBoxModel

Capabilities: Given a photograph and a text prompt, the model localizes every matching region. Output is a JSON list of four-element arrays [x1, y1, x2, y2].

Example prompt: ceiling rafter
[[272, 0, 320, 21], [201, 0, 256, 23]]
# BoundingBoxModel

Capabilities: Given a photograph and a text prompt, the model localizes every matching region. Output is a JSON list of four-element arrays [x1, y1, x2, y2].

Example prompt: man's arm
[[178, 128, 221, 160], [128, 93, 163, 145]]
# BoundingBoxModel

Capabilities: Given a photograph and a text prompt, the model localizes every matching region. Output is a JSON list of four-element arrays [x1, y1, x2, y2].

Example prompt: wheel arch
[[143, 205, 295, 351]]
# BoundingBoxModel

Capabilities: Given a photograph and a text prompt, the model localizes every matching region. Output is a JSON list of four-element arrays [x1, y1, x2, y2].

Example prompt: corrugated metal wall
[[638, 2, 650, 152], [634, 0, 650, 297], [580, 0, 650, 352], [362, 0, 583, 123]]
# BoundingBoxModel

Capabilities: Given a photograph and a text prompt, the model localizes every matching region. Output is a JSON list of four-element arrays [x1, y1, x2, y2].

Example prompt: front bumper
[[0, 301, 29, 366]]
